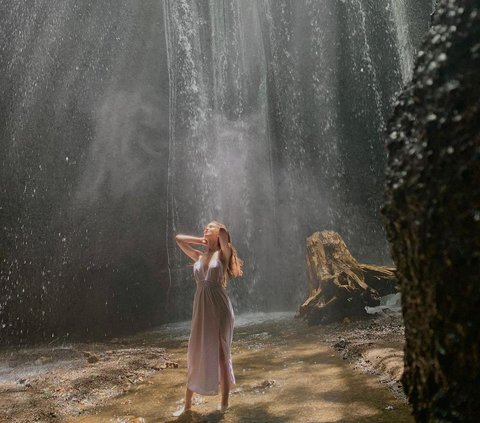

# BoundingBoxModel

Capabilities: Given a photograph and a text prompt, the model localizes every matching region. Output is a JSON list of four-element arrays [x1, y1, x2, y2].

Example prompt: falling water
[[389, 0, 414, 84], [352, 0, 385, 131], [161, 1, 277, 316], [0, 0, 433, 343], [163, 0, 176, 310]]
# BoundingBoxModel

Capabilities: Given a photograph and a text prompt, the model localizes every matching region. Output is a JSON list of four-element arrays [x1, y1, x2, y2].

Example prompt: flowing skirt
[[187, 283, 235, 395]]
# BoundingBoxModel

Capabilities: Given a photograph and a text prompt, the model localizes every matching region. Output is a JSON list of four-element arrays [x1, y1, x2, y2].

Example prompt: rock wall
[[383, 1, 480, 420]]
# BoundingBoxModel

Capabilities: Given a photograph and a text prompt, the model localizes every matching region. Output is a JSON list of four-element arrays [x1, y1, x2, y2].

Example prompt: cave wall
[[0, 1, 170, 342], [383, 0, 480, 420]]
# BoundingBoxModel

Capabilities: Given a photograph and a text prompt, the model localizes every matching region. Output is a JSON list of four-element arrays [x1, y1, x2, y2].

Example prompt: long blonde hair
[[209, 220, 244, 287]]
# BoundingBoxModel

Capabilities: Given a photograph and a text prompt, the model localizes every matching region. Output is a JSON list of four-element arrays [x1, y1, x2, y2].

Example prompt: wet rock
[[253, 380, 275, 389], [82, 351, 99, 363], [116, 416, 145, 423], [17, 377, 32, 388], [34, 356, 52, 365], [151, 360, 178, 370], [334, 339, 348, 350], [383, 0, 480, 420]]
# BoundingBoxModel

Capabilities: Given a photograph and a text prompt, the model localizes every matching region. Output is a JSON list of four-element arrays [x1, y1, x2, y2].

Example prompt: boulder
[[382, 1, 480, 420]]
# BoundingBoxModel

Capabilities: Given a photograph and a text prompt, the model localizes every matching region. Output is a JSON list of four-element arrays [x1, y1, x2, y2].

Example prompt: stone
[[382, 1, 480, 420]]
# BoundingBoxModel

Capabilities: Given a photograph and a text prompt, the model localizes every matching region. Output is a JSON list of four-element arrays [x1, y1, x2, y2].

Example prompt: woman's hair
[[209, 220, 244, 287]]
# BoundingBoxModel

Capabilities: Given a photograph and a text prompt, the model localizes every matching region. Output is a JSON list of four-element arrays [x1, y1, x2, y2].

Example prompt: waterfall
[[163, 0, 176, 310], [390, 0, 414, 84], [161, 0, 278, 314], [0, 0, 432, 342]]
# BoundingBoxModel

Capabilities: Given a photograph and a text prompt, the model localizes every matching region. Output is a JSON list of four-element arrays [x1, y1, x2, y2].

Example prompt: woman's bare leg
[[219, 343, 230, 408], [185, 387, 193, 410]]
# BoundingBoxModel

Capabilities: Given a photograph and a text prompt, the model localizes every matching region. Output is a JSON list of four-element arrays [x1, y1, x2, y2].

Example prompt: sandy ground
[[0, 312, 410, 422]]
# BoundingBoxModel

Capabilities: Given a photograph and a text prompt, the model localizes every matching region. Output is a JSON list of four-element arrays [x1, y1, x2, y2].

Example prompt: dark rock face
[[383, 1, 480, 421], [0, 1, 171, 343]]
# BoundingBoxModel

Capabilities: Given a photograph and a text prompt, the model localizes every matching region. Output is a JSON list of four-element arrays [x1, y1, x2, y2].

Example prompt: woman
[[174, 221, 243, 415]]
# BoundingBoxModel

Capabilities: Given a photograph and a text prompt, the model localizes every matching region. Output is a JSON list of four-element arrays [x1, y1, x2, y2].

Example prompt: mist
[[0, 0, 433, 342]]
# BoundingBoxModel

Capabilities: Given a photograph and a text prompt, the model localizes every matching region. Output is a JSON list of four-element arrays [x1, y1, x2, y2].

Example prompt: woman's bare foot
[[218, 403, 228, 412], [172, 387, 194, 416], [172, 406, 191, 417]]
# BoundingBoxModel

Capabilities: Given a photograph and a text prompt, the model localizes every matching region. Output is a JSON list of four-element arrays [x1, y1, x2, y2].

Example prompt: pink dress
[[187, 253, 236, 395]]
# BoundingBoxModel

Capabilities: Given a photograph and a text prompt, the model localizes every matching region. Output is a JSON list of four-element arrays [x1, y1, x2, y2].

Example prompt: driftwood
[[296, 231, 398, 325]]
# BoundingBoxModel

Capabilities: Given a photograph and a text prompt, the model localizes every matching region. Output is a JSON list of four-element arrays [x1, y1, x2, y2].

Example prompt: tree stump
[[297, 231, 398, 325]]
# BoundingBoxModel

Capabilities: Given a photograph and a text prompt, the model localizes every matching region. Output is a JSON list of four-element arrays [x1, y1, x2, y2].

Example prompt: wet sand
[[1, 313, 412, 422]]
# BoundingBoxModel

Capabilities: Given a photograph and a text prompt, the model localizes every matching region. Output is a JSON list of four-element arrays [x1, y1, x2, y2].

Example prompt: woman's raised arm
[[175, 234, 206, 262]]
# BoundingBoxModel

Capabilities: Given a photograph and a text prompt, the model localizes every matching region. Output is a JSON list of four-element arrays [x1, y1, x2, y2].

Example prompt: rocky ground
[[317, 311, 406, 400], [0, 340, 177, 422], [0, 311, 408, 422]]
